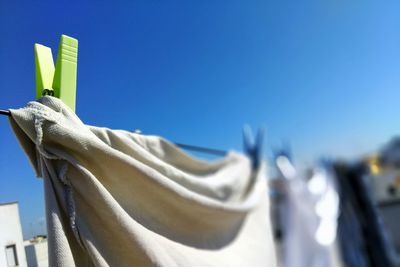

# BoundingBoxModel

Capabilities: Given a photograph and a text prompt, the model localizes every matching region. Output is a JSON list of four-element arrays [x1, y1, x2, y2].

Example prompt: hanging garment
[[334, 163, 399, 267], [9, 96, 277, 267], [276, 157, 340, 267]]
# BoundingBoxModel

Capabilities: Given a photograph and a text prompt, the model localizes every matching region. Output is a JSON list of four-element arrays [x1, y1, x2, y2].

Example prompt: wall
[[0, 202, 27, 267], [25, 240, 48, 267]]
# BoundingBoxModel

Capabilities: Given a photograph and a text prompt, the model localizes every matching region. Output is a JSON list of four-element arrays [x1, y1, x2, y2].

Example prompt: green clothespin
[[35, 35, 78, 112]]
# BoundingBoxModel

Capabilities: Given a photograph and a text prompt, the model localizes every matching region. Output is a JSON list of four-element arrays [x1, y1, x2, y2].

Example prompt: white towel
[[9, 96, 276, 267]]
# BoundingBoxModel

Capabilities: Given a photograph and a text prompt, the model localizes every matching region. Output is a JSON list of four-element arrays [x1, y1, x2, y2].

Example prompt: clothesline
[[0, 108, 227, 156], [174, 143, 227, 156], [0, 109, 10, 116]]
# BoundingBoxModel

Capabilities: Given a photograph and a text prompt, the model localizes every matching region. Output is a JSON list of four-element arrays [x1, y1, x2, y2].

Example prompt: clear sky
[[1, 1, 400, 239]]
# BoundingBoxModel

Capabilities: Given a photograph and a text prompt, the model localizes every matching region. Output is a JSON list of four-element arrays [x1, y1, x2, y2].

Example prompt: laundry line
[[0, 109, 10, 116], [0, 108, 227, 156]]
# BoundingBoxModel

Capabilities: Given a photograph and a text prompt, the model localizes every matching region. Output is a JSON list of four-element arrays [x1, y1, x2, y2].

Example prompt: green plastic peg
[[34, 44, 55, 98], [34, 35, 78, 112]]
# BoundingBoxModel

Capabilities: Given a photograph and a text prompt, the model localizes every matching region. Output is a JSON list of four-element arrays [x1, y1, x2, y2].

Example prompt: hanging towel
[[9, 96, 277, 267]]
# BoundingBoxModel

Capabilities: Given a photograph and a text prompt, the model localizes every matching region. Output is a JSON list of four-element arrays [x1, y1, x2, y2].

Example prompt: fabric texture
[[9, 96, 276, 267]]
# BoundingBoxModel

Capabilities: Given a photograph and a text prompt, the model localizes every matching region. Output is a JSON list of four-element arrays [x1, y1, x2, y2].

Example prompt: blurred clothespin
[[243, 125, 264, 171]]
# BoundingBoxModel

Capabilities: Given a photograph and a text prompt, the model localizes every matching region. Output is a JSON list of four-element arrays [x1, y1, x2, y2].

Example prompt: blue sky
[[1, 1, 400, 239]]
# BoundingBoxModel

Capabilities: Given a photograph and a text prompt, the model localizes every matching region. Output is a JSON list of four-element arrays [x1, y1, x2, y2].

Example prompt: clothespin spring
[[42, 89, 55, 96]]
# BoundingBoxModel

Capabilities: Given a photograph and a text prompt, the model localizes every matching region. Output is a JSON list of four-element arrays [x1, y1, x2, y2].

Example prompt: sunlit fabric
[[9, 96, 277, 267]]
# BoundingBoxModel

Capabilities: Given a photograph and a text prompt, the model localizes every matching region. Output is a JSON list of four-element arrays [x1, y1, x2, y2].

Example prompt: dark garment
[[334, 163, 399, 267]]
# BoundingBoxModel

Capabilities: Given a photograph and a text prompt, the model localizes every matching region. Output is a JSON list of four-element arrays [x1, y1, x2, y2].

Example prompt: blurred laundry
[[334, 163, 398, 267], [274, 155, 341, 267], [270, 138, 400, 267], [332, 138, 400, 267]]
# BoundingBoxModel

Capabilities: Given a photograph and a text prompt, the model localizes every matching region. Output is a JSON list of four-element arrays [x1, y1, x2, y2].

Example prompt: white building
[[0, 202, 27, 267], [24, 237, 48, 267]]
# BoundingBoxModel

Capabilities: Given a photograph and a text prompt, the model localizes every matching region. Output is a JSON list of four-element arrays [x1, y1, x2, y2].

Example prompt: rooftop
[[0, 201, 18, 207]]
